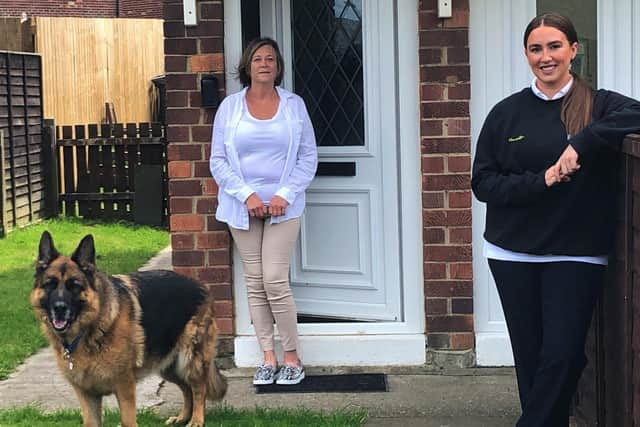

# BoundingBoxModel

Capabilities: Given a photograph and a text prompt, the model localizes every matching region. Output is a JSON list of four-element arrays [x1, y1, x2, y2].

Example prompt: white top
[[235, 101, 289, 204], [484, 78, 607, 266], [209, 86, 318, 230]]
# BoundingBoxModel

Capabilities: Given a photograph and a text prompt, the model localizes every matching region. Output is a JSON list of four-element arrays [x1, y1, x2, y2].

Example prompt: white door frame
[[223, 0, 425, 366]]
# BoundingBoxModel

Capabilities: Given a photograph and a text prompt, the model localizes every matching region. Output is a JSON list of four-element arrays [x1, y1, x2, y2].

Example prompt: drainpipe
[[116, 0, 120, 17]]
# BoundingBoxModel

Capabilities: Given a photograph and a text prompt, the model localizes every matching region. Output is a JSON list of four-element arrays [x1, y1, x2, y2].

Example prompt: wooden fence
[[0, 51, 44, 236], [573, 134, 640, 426], [50, 121, 167, 225], [34, 17, 164, 125]]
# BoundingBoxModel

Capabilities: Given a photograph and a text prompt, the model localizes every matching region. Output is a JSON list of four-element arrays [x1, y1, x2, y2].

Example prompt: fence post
[[42, 119, 59, 218], [0, 130, 6, 236]]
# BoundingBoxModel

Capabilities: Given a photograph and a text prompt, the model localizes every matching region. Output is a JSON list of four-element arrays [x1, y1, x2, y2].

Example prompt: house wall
[[419, 0, 474, 352], [0, 0, 161, 18], [162, 0, 474, 362], [162, 0, 234, 361]]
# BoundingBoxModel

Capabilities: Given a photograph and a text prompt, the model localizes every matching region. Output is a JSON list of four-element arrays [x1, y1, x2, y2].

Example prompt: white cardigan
[[209, 87, 318, 230]]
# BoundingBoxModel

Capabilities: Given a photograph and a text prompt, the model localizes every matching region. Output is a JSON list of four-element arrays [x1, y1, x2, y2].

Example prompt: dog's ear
[[36, 231, 60, 274], [71, 234, 96, 276]]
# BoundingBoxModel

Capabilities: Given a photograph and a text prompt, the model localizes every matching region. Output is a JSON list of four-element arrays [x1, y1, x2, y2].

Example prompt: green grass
[[0, 218, 169, 380], [0, 406, 367, 426]]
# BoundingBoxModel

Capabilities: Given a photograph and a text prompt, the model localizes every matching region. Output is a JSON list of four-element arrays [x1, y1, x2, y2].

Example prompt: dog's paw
[[186, 421, 204, 427], [165, 415, 188, 425]]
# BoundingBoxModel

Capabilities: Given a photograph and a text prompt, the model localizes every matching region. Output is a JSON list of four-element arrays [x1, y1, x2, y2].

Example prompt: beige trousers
[[229, 217, 301, 352]]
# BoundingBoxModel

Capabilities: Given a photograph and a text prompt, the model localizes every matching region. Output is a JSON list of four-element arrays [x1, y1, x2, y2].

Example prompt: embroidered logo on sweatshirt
[[507, 135, 525, 143]]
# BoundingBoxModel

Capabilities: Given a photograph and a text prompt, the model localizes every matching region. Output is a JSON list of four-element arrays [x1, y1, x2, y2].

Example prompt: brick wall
[[163, 0, 233, 362], [0, 0, 161, 18], [419, 0, 474, 352]]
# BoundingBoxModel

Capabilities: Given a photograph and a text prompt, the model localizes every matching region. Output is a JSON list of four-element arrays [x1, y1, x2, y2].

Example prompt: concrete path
[[0, 246, 521, 426]]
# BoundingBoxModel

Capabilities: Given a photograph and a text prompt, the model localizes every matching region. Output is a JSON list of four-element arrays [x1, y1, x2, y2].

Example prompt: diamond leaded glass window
[[291, 0, 364, 147]]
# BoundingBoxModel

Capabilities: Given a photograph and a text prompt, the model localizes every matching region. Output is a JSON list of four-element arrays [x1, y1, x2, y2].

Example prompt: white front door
[[263, 0, 401, 322], [224, 0, 425, 366]]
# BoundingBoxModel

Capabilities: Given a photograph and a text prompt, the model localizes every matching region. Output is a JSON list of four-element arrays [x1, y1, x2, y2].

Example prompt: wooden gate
[[50, 122, 167, 226]]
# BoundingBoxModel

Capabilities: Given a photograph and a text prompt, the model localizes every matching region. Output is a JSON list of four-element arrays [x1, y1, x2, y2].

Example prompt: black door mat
[[255, 373, 387, 394]]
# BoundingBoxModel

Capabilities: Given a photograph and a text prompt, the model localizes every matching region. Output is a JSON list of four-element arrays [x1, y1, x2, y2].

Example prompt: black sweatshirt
[[472, 88, 640, 256]]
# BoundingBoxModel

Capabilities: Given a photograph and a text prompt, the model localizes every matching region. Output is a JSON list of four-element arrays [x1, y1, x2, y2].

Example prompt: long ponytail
[[561, 71, 594, 136]]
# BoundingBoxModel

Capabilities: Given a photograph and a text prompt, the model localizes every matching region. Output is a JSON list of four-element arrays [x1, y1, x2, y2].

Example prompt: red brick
[[200, 37, 224, 53], [209, 283, 233, 299], [172, 250, 205, 267], [190, 53, 225, 72], [448, 191, 471, 208], [202, 179, 218, 195], [192, 125, 213, 142], [164, 3, 184, 20], [168, 161, 192, 178], [170, 197, 193, 214], [427, 333, 451, 349], [201, 2, 223, 19], [214, 300, 233, 317], [425, 280, 473, 297], [215, 317, 234, 335], [419, 29, 467, 48], [164, 38, 198, 55], [418, 10, 440, 29], [171, 233, 194, 250], [198, 266, 232, 283], [420, 65, 470, 84], [421, 119, 444, 136], [167, 144, 203, 161], [190, 91, 203, 108], [166, 126, 190, 144], [423, 174, 470, 191], [166, 91, 189, 108], [447, 155, 471, 173], [421, 101, 469, 119], [170, 214, 204, 232], [449, 84, 471, 100], [167, 74, 198, 90], [452, 298, 473, 314], [423, 210, 471, 227], [209, 249, 231, 265], [421, 137, 470, 154], [207, 216, 228, 231], [450, 227, 472, 244], [194, 161, 211, 178], [173, 266, 195, 278], [422, 156, 444, 173], [196, 198, 216, 214], [169, 180, 203, 196], [167, 108, 201, 125], [427, 298, 448, 315], [165, 55, 188, 73], [427, 315, 473, 332], [451, 332, 475, 350], [196, 232, 230, 250], [442, 9, 470, 29], [419, 47, 443, 65], [187, 23, 224, 38], [421, 84, 445, 101], [164, 21, 185, 38], [424, 245, 472, 262], [447, 47, 469, 64], [450, 262, 472, 280], [422, 192, 444, 209], [424, 262, 447, 279], [445, 119, 470, 136], [424, 227, 445, 244]]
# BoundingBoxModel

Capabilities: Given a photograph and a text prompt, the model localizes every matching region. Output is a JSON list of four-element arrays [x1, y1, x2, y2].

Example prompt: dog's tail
[[206, 360, 228, 400]]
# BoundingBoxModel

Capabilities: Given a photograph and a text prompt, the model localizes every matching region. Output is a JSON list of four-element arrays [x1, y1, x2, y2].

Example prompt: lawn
[[0, 406, 367, 427], [0, 218, 170, 380]]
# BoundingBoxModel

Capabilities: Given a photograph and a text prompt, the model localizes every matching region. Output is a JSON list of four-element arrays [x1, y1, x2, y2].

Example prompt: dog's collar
[[62, 331, 84, 370]]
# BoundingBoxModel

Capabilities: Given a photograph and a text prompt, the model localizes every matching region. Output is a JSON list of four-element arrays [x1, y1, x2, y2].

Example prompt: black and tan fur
[[30, 231, 227, 427]]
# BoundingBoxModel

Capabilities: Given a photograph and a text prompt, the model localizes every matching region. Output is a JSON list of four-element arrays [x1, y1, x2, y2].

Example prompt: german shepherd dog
[[30, 231, 227, 427]]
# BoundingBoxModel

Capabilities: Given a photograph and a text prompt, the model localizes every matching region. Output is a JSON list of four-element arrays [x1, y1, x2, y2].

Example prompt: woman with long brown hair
[[472, 12, 640, 426]]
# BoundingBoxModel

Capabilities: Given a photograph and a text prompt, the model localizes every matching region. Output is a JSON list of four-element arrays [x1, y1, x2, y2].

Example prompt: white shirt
[[484, 78, 607, 266], [209, 86, 318, 230]]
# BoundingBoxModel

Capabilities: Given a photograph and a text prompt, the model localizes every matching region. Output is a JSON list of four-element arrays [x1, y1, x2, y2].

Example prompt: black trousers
[[488, 260, 604, 427]]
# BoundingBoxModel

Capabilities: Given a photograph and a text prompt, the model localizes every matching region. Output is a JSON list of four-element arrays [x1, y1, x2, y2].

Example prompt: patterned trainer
[[253, 364, 278, 385], [275, 364, 305, 385]]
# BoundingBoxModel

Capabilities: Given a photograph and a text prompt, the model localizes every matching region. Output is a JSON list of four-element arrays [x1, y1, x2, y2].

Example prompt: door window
[[291, 0, 364, 147]]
